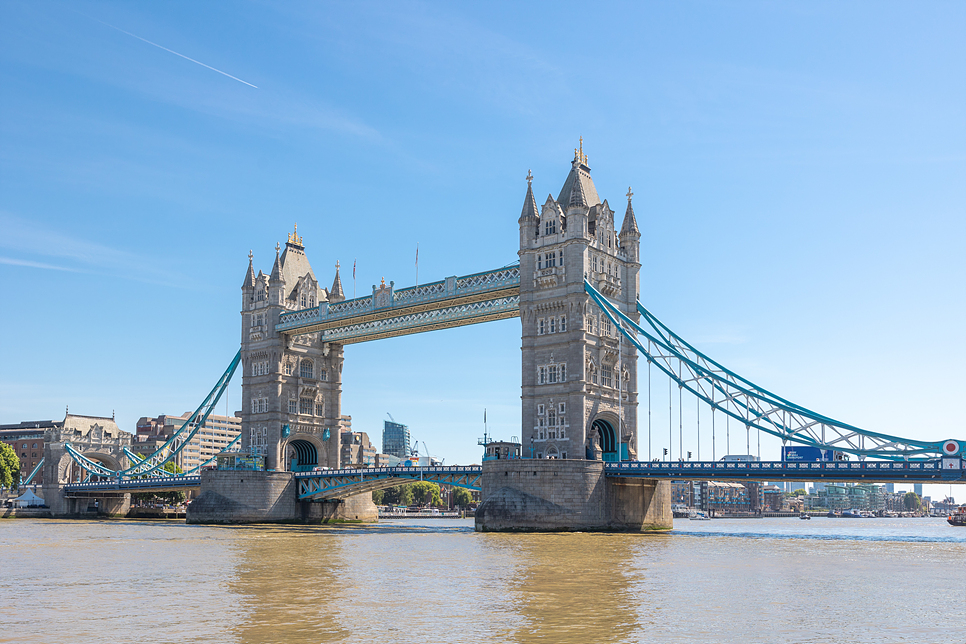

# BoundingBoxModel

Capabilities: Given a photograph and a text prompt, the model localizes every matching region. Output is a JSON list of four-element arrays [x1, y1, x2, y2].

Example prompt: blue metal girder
[[275, 265, 521, 344], [584, 279, 962, 461], [605, 459, 966, 483], [64, 350, 241, 480], [20, 458, 44, 486], [295, 466, 483, 500]]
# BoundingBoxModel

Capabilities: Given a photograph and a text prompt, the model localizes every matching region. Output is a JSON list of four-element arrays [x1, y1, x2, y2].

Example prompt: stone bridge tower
[[43, 413, 133, 516], [518, 142, 641, 462], [239, 226, 345, 472]]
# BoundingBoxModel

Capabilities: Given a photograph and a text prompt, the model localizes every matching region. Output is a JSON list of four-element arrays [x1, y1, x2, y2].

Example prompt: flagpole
[[353, 258, 356, 299], [415, 243, 419, 287]]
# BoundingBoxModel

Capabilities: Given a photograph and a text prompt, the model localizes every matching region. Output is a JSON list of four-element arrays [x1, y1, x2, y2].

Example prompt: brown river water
[[1, 517, 963, 644]]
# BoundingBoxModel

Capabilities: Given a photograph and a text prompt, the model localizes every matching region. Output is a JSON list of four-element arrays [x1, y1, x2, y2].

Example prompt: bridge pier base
[[475, 459, 672, 532], [44, 485, 132, 518], [187, 470, 377, 524]]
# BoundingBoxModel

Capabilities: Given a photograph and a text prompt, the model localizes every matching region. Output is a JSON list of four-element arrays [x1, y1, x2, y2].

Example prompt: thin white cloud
[[0, 256, 82, 272], [0, 212, 195, 289]]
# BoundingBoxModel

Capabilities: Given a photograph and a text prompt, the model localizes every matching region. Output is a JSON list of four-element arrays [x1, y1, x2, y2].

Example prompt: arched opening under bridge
[[58, 451, 124, 484], [286, 439, 319, 473], [591, 418, 619, 462]]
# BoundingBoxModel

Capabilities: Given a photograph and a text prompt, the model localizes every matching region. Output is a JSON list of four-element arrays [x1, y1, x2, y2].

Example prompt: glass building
[[383, 420, 411, 458]]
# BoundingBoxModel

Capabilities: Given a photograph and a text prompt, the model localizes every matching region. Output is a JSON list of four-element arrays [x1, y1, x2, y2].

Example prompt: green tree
[[411, 481, 442, 507], [381, 484, 414, 507], [0, 443, 20, 489], [903, 491, 921, 511], [452, 487, 474, 509], [371, 489, 384, 505], [793, 488, 807, 497]]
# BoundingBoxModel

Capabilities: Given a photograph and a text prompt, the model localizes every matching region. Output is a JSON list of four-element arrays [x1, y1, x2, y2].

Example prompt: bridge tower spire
[[518, 142, 641, 462]]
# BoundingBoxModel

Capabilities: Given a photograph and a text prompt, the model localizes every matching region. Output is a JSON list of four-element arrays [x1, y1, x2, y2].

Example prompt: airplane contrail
[[95, 18, 258, 89]]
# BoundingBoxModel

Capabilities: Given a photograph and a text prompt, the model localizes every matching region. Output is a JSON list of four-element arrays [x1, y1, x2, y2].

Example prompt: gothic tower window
[[300, 359, 313, 379], [288, 399, 298, 414], [549, 317, 556, 333], [538, 318, 545, 335], [560, 316, 567, 332], [299, 397, 313, 415], [545, 219, 556, 235]]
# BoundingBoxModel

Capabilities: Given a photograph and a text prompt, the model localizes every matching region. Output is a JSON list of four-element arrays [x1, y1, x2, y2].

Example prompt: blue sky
[[1, 2, 963, 496]]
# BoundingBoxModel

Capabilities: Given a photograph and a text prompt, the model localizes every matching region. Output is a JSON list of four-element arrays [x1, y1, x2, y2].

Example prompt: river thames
[[2, 517, 962, 643]]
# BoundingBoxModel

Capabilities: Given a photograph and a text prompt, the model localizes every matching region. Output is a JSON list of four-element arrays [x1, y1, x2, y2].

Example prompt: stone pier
[[187, 470, 377, 524], [475, 458, 672, 532]]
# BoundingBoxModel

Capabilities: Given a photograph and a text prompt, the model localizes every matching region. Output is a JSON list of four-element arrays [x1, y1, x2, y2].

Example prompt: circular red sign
[[942, 440, 959, 455]]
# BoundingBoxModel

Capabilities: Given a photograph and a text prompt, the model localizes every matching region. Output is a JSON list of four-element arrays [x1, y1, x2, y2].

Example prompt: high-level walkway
[[275, 265, 520, 343]]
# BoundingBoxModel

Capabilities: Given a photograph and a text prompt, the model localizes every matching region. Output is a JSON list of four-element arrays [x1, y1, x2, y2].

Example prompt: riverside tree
[[903, 491, 922, 511], [451, 487, 474, 509], [0, 443, 20, 489]]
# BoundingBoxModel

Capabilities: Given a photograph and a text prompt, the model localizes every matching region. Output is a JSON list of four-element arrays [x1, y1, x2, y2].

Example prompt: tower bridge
[[56, 143, 965, 529]]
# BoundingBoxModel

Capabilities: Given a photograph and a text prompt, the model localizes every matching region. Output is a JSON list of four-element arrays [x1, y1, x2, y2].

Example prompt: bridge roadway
[[59, 458, 964, 500], [63, 475, 201, 495]]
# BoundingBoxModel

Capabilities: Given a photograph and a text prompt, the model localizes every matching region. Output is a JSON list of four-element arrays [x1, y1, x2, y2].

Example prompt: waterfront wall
[[186, 470, 377, 524], [475, 459, 672, 532]]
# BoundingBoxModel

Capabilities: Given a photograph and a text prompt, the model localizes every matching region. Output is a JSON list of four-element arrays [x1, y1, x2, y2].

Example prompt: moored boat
[[948, 506, 966, 527]]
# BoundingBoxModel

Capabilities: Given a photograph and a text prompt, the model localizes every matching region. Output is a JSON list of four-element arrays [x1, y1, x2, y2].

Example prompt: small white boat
[[799, 512, 811, 520], [689, 509, 711, 521]]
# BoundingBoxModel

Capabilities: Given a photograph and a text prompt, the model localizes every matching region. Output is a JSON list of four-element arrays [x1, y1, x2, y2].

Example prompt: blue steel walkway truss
[[276, 266, 520, 343]]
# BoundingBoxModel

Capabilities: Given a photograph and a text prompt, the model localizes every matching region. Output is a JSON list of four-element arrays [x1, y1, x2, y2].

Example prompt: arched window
[[300, 293, 307, 308], [300, 360, 313, 379]]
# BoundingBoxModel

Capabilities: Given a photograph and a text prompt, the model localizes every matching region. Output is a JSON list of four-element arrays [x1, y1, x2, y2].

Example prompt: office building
[[383, 420, 411, 458]]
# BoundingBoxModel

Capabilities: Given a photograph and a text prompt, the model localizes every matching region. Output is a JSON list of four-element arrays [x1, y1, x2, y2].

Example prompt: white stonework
[[519, 146, 642, 461]]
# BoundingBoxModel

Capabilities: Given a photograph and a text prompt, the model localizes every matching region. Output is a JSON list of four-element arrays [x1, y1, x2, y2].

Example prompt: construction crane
[[419, 440, 443, 466]]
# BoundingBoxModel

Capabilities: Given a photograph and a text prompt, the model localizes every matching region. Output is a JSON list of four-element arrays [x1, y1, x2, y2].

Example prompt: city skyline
[[1, 3, 963, 499]]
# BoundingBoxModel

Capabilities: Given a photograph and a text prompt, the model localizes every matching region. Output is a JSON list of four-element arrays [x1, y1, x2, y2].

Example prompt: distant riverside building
[[0, 420, 58, 485], [341, 430, 376, 467], [383, 420, 411, 458], [134, 412, 241, 472]]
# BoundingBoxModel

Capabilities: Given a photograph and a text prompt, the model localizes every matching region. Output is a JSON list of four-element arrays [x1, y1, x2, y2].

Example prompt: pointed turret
[[568, 170, 587, 208], [269, 243, 282, 283], [519, 169, 539, 222], [330, 261, 345, 303], [242, 250, 255, 290], [619, 187, 641, 264], [619, 187, 640, 238]]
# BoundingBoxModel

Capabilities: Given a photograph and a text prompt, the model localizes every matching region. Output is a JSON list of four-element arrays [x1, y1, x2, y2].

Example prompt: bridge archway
[[56, 451, 124, 483], [590, 417, 619, 462], [285, 437, 320, 473]]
